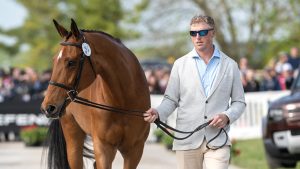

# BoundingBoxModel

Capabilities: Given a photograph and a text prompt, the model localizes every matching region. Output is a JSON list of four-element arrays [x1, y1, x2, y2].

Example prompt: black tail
[[43, 119, 70, 169]]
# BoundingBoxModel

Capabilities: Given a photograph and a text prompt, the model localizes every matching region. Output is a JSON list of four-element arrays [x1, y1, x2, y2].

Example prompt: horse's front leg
[[120, 141, 145, 169], [60, 115, 86, 169], [92, 136, 117, 169]]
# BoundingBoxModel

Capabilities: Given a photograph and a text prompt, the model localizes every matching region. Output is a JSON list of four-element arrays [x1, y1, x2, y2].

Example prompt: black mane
[[81, 29, 122, 43]]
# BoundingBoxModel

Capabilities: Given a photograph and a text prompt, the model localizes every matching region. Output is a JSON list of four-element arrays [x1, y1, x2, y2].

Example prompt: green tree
[[137, 0, 300, 68], [0, 0, 148, 71]]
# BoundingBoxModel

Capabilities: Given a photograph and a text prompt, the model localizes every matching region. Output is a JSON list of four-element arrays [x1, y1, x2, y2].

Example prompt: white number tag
[[82, 43, 91, 56]]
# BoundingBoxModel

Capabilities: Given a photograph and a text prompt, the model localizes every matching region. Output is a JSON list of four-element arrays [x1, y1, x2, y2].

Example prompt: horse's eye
[[67, 60, 76, 67]]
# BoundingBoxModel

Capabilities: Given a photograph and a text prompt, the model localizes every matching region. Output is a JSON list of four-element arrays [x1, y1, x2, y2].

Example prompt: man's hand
[[143, 108, 159, 123], [209, 114, 229, 129]]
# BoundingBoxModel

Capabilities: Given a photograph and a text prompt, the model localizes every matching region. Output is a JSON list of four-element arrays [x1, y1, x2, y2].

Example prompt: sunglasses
[[190, 28, 214, 37]]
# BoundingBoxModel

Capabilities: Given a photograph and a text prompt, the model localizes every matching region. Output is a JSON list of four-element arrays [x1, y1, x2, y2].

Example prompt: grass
[[231, 139, 300, 169]]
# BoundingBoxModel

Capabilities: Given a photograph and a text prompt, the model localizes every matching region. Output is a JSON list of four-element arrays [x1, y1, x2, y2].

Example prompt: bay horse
[[40, 19, 150, 169]]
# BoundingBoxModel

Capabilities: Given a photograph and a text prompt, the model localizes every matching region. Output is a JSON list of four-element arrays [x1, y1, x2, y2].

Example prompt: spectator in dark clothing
[[144, 69, 162, 94], [288, 47, 300, 71], [39, 69, 52, 95], [260, 68, 281, 91], [285, 76, 294, 89], [244, 69, 260, 92]]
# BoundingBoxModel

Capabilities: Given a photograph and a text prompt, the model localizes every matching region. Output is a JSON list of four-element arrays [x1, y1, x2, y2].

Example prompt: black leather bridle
[[48, 31, 228, 150]]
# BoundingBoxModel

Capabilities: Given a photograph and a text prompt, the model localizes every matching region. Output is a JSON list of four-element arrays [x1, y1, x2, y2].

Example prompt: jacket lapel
[[207, 53, 229, 99]]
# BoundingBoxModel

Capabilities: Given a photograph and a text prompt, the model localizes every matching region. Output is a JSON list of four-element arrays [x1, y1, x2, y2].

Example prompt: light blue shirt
[[192, 46, 221, 97]]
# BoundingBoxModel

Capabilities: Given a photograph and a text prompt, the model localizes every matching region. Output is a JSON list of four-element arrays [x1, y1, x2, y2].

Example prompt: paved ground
[[0, 141, 241, 169]]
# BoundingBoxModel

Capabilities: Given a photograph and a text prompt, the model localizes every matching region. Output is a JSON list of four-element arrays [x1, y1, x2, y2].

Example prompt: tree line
[[0, 0, 300, 71]]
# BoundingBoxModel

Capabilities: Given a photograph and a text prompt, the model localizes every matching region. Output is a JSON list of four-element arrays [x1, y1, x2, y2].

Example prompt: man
[[144, 15, 246, 169], [287, 47, 300, 71]]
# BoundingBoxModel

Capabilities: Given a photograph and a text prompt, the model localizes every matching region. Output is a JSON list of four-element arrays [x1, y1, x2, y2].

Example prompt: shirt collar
[[190, 45, 221, 59]]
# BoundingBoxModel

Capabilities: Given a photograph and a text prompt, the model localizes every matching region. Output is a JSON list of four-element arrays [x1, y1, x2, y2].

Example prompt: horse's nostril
[[46, 105, 57, 114]]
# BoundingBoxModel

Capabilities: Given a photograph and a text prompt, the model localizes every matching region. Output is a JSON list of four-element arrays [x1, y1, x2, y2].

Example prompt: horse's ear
[[70, 18, 81, 39], [53, 19, 68, 38]]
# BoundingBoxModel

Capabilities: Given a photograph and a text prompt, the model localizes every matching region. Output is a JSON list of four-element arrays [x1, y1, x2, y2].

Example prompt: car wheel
[[266, 153, 280, 169], [281, 162, 296, 168]]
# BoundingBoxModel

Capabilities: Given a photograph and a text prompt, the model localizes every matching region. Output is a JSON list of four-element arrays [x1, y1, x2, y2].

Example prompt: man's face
[[291, 47, 299, 58], [190, 22, 214, 52]]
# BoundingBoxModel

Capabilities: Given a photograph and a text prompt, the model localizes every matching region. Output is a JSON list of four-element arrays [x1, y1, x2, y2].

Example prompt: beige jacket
[[156, 50, 246, 150]]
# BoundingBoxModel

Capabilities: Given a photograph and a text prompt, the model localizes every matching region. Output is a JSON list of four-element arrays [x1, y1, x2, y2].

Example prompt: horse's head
[[41, 19, 96, 119]]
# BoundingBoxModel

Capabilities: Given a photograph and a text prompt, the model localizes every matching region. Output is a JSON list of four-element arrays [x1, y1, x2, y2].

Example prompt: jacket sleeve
[[156, 61, 180, 122], [224, 62, 246, 124]]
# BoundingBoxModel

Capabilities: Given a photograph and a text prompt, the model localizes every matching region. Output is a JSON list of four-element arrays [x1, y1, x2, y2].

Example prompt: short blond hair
[[190, 15, 215, 29]]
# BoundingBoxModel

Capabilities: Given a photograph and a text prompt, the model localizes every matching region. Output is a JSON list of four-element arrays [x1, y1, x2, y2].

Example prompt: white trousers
[[176, 139, 230, 169]]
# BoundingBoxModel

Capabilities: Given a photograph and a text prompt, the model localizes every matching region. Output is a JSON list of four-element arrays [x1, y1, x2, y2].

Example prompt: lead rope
[[154, 118, 228, 150]]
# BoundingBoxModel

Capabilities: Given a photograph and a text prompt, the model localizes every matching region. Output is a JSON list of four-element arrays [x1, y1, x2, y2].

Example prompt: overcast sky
[[0, 0, 140, 30], [0, 0, 27, 30], [0, 1, 27, 45], [0, 0, 140, 45]]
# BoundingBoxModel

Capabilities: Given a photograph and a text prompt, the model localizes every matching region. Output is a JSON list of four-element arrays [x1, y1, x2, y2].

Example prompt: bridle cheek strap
[[48, 33, 94, 116]]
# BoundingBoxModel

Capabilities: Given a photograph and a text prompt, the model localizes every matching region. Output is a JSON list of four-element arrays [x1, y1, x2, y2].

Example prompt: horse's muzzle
[[41, 104, 61, 119]]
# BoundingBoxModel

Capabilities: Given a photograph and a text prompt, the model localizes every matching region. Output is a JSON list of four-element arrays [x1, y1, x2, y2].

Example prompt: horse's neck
[[88, 34, 147, 105], [93, 54, 137, 104]]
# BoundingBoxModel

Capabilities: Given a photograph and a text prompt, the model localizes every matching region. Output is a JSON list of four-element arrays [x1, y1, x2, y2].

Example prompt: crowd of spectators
[[142, 60, 171, 95], [0, 62, 171, 103], [240, 46, 299, 92], [143, 46, 300, 94], [1, 47, 299, 102], [144, 67, 170, 94], [0, 67, 51, 102]]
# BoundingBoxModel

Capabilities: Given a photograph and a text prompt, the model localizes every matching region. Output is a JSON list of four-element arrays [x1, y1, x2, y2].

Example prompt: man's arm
[[223, 62, 246, 124], [144, 61, 180, 123]]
